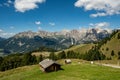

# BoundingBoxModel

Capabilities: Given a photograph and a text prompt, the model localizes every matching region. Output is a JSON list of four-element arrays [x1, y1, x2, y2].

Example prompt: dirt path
[[101, 64, 120, 68], [95, 63, 120, 68]]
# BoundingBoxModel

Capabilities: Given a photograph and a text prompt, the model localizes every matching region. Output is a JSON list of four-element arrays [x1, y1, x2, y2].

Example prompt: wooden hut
[[65, 59, 71, 64], [39, 59, 61, 72]]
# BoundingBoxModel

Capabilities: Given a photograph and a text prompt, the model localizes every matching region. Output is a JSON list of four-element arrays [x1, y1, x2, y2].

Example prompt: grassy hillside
[[0, 60, 120, 80], [32, 51, 50, 57], [58, 43, 95, 54], [31, 44, 95, 57], [100, 31, 120, 59]]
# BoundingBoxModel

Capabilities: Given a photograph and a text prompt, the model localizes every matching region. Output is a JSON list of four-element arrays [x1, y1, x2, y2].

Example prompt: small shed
[[39, 59, 61, 72], [65, 59, 71, 64]]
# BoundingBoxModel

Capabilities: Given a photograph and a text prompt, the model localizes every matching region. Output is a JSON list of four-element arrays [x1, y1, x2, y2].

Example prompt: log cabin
[[39, 59, 61, 72]]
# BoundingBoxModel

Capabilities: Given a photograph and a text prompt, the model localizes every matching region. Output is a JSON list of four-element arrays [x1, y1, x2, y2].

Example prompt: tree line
[[49, 46, 106, 61], [0, 53, 44, 71]]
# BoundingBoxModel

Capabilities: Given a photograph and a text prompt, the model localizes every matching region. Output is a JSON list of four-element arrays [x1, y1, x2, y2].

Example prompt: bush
[[106, 57, 112, 60], [106, 47, 109, 51], [111, 50, 115, 56], [117, 33, 120, 39], [118, 51, 120, 56]]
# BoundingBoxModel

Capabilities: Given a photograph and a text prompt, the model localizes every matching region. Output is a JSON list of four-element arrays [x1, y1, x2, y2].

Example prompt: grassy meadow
[[0, 59, 120, 80], [31, 44, 95, 57], [64, 44, 95, 53], [100, 32, 120, 60]]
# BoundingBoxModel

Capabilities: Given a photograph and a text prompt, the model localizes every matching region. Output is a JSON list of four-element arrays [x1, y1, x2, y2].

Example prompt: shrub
[[111, 50, 115, 56]]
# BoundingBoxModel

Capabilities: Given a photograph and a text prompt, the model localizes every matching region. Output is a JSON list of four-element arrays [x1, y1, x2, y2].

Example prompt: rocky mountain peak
[[14, 31, 36, 38], [0, 28, 111, 53], [14, 28, 111, 42]]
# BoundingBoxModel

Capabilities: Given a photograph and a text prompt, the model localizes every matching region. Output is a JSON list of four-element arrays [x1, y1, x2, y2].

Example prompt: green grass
[[100, 32, 120, 59], [31, 44, 95, 57], [0, 60, 120, 80], [57, 44, 95, 54]]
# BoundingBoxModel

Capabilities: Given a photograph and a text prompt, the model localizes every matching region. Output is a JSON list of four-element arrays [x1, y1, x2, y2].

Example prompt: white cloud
[[0, 29, 3, 32], [4, 3, 10, 7], [74, 0, 120, 17], [3, 0, 13, 7], [79, 22, 112, 33], [35, 21, 42, 30], [0, 29, 15, 38], [8, 0, 12, 4], [90, 22, 110, 28], [10, 26, 14, 29], [35, 21, 41, 25], [49, 22, 55, 26], [0, 33, 15, 38], [90, 13, 107, 17], [38, 26, 42, 30], [88, 22, 112, 33], [14, 0, 46, 12]]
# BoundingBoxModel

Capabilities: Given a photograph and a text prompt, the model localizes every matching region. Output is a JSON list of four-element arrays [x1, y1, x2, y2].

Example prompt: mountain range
[[0, 28, 112, 54], [0, 37, 5, 41]]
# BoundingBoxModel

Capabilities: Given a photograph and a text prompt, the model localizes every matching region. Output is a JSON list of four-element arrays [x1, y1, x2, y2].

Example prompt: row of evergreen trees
[[0, 53, 44, 71], [49, 51, 80, 60], [83, 46, 106, 61], [49, 46, 106, 61]]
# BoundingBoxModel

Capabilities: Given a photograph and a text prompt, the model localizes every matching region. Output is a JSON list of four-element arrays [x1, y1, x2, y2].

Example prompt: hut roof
[[39, 59, 60, 69]]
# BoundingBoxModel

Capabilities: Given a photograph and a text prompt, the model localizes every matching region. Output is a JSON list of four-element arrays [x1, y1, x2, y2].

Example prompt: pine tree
[[117, 33, 120, 39], [49, 52, 57, 60], [58, 51, 66, 59], [111, 50, 115, 56], [22, 53, 33, 65], [0, 57, 3, 64], [38, 54, 43, 62]]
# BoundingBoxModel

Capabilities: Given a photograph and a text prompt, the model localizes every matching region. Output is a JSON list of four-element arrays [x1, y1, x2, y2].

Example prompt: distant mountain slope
[[100, 30, 120, 59], [0, 28, 111, 54], [0, 37, 5, 41], [57, 44, 95, 54], [1, 36, 72, 53]]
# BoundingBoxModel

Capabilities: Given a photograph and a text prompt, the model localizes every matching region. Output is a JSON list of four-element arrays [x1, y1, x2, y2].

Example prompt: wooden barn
[[39, 59, 61, 72], [65, 59, 71, 64]]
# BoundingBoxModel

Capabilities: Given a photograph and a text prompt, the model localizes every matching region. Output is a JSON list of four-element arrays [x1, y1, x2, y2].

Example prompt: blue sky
[[0, 0, 120, 38]]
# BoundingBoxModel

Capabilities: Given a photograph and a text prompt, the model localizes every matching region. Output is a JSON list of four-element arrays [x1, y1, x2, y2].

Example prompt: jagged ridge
[[0, 28, 111, 54]]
